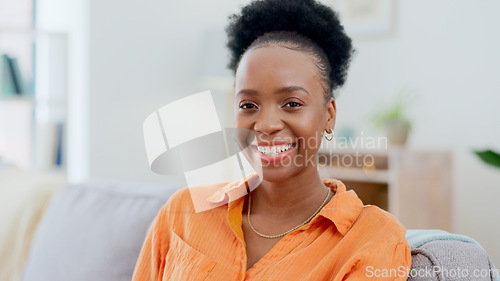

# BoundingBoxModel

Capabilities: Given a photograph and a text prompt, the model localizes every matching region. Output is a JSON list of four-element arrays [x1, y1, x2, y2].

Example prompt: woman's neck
[[248, 168, 331, 221]]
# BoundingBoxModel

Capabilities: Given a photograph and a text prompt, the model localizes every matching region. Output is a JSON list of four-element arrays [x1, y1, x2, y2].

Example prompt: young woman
[[133, 0, 411, 280]]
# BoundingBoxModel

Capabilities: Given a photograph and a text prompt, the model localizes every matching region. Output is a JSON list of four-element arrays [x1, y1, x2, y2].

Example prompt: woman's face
[[234, 45, 336, 181]]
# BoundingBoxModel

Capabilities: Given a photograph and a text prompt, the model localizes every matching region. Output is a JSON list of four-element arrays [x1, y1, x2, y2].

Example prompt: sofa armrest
[[408, 240, 498, 281]]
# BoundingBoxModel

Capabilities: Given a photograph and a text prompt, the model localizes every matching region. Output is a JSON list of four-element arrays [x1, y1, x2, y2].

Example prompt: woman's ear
[[325, 97, 336, 130]]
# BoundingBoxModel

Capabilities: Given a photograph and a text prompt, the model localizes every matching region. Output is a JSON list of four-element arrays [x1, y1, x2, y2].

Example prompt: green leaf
[[474, 150, 500, 169], [370, 90, 414, 131]]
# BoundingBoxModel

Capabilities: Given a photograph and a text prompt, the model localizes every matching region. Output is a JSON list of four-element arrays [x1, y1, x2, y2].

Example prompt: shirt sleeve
[[132, 205, 170, 281], [342, 241, 412, 280]]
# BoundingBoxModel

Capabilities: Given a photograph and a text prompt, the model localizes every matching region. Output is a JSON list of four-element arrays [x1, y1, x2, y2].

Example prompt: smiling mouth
[[252, 143, 297, 156]]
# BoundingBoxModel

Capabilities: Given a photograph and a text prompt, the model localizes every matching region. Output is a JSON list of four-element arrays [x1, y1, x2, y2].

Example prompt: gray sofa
[[20, 182, 499, 281]]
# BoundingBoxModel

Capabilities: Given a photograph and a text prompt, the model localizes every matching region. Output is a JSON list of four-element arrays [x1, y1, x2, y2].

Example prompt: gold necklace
[[247, 188, 331, 239]]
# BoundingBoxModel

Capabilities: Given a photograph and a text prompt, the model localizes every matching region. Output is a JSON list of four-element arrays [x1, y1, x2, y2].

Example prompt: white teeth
[[256, 144, 294, 156]]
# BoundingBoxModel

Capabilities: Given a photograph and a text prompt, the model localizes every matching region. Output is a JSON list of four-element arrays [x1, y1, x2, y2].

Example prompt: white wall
[[88, 0, 252, 184], [338, 0, 500, 265], [36, 0, 90, 183], [61, 0, 499, 265]]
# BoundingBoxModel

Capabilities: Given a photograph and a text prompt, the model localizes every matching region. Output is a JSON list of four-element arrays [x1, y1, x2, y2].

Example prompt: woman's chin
[[258, 163, 298, 182], [259, 171, 289, 183]]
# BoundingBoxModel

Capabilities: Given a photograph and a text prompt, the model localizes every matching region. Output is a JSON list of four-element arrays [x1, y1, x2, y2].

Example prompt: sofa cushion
[[408, 240, 498, 281], [21, 180, 183, 281]]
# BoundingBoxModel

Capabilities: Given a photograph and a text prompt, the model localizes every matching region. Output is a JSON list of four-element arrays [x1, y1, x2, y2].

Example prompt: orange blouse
[[132, 177, 411, 281]]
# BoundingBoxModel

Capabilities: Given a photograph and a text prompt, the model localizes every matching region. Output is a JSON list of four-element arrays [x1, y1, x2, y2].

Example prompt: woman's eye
[[239, 103, 257, 109], [285, 101, 301, 108]]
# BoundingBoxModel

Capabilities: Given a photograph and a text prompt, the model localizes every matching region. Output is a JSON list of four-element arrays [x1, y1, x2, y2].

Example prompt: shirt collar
[[222, 174, 364, 240], [318, 178, 364, 235]]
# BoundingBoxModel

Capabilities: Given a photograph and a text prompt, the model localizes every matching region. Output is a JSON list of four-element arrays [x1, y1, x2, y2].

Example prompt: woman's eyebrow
[[237, 86, 310, 96], [276, 86, 310, 96]]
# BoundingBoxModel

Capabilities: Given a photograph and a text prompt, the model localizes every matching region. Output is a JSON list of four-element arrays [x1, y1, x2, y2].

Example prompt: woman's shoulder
[[157, 181, 233, 219], [152, 182, 234, 241], [352, 204, 408, 243], [157, 186, 197, 218], [163, 186, 193, 210]]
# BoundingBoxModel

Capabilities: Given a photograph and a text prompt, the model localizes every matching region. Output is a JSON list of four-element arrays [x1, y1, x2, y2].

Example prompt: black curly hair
[[226, 0, 354, 99]]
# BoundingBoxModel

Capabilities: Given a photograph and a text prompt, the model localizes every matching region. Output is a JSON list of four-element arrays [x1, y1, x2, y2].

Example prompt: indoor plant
[[474, 149, 500, 169], [371, 91, 413, 146]]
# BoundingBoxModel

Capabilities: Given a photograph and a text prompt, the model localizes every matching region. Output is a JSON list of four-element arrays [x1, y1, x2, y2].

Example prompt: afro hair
[[226, 0, 354, 92]]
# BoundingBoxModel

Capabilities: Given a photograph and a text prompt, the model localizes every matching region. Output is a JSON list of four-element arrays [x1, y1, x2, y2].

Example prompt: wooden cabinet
[[317, 148, 453, 231]]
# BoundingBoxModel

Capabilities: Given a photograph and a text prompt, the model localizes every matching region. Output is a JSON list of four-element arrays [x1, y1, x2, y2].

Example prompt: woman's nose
[[253, 108, 284, 135]]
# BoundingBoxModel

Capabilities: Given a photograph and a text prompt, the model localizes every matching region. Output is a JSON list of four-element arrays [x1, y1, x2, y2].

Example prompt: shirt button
[[238, 273, 245, 280]]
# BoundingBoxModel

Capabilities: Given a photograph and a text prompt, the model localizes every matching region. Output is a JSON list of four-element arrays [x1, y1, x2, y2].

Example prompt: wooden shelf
[[317, 148, 453, 231], [318, 166, 389, 183], [0, 31, 68, 171], [0, 96, 34, 101]]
